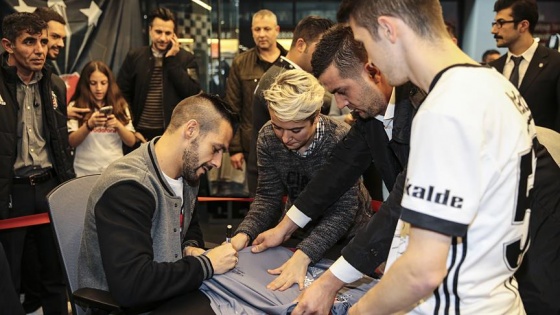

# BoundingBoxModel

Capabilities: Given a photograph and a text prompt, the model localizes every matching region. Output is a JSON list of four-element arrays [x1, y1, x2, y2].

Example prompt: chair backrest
[[48, 174, 100, 315], [536, 126, 560, 166]]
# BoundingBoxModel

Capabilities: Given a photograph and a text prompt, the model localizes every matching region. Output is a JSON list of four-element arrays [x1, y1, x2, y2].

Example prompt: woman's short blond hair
[[263, 69, 325, 122]]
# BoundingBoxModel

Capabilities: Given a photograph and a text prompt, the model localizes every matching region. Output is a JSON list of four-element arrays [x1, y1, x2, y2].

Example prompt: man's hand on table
[[291, 269, 345, 315], [251, 216, 299, 253]]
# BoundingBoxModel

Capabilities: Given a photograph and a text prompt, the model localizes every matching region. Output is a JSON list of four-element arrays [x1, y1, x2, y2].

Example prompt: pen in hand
[[226, 224, 232, 243]]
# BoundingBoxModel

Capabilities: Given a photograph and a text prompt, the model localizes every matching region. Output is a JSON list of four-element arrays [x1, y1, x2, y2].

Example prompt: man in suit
[[490, 0, 560, 132]]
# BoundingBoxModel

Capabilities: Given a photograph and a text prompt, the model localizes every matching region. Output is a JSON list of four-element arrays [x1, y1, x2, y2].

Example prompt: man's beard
[[182, 139, 201, 185]]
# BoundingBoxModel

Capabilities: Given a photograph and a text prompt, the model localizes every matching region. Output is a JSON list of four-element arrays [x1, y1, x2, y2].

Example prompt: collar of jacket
[[1, 51, 52, 84], [255, 42, 288, 61]]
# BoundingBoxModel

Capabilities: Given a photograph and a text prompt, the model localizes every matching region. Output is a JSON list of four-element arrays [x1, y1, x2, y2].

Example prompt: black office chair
[[48, 174, 121, 315]]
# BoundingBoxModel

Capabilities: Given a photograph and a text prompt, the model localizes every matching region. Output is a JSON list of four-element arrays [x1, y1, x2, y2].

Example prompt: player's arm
[[349, 226, 450, 315]]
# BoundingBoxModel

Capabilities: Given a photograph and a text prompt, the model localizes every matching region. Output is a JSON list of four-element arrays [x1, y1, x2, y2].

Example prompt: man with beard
[[118, 7, 201, 145], [78, 93, 239, 309], [489, 0, 560, 132], [34, 7, 90, 121]]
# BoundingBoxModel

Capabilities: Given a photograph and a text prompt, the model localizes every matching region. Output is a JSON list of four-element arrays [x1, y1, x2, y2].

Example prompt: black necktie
[[509, 56, 523, 88]]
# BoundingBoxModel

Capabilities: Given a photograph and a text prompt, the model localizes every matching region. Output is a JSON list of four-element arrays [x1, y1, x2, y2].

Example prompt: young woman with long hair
[[68, 60, 136, 176]]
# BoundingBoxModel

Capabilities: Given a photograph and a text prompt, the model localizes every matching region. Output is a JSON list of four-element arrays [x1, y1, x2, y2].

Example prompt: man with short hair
[[326, 0, 537, 313], [490, 0, 560, 132], [78, 93, 239, 309], [117, 7, 201, 144], [231, 69, 371, 291], [34, 7, 90, 120], [247, 16, 334, 194], [0, 12, 75, 315], [225, 9, 287, 174], [481, 48, 501, 64], [21, 10, 85, 313]]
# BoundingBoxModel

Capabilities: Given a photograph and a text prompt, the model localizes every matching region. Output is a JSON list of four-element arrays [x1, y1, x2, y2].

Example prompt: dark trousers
[[0, 242, 24, 315], [0, 177, 67, 315]]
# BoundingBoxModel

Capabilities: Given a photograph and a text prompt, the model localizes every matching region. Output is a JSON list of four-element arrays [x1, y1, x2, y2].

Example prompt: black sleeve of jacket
[[341, 170, 406, 275], [293, 123, 373, 221], [116, 52, 134, 106], [164, 52, 201, 99], [95, 181, 212, 308], [182, 202, 205, 249]]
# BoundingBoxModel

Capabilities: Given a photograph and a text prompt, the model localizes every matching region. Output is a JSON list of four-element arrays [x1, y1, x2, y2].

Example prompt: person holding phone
[[117, 7, 201, 147], [68, 60, 136, 176]]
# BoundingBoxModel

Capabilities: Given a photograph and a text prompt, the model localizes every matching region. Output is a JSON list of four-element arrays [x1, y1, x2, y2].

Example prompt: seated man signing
[[78, 93, 239, 309], [230, 69, 372, 291]]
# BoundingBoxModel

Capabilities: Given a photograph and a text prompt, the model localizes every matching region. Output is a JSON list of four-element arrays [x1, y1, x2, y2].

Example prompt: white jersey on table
[[386, 66, 535, 314]]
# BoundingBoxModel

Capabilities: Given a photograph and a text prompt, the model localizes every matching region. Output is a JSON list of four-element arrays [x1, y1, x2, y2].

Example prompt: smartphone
[[99, 105, 113, 116]]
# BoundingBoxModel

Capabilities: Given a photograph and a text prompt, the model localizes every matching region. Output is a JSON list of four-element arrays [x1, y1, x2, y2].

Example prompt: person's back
[[333, 0, 536, 313], [390, 65, 532, 313]]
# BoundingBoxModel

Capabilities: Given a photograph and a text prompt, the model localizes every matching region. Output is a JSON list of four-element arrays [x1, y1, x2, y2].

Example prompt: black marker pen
[[226, 224, 232, 243]]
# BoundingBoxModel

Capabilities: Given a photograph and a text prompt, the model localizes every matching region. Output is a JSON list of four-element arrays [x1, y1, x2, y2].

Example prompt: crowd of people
[[0, 0, 559, 314]]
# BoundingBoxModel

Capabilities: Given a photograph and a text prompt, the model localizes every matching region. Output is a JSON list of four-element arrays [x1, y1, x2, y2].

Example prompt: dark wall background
[[0, 0, 145, 76]]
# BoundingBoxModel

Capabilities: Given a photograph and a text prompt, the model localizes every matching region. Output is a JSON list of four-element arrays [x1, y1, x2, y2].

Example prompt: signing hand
[[267, 250, 311, 291], [230, 153, 244, 170], [205, 243, 238, 275]]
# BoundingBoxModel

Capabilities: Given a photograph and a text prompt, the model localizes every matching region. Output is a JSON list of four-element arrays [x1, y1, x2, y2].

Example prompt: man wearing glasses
[[491, 2, 560, 313], [490, 0, 560, 133]]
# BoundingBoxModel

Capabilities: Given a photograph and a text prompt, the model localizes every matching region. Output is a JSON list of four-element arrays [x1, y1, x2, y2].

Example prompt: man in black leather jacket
[[0, 12, 75, 315], [117, 8, 201, 143]]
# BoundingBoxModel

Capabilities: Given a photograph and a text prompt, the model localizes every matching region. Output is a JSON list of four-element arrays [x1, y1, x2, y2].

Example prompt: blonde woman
[[230, 69, 371, 291]]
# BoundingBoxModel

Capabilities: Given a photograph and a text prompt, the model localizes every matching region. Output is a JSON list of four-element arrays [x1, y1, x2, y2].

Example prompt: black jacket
[[0, 52, 75, 219], [490, 44, 560, 132], [224, 43, 288, 155], [293, 82, 423, 274], [117, 46, 201, 129]]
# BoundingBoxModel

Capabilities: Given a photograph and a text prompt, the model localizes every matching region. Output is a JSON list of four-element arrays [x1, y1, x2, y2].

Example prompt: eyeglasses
[[491, 19, 516, 28]]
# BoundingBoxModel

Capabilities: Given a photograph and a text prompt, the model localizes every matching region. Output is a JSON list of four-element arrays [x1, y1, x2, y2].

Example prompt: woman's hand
[[105, 114, 122, 129], [88, 111, 107, 128], [266, 249, 311, 291]]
